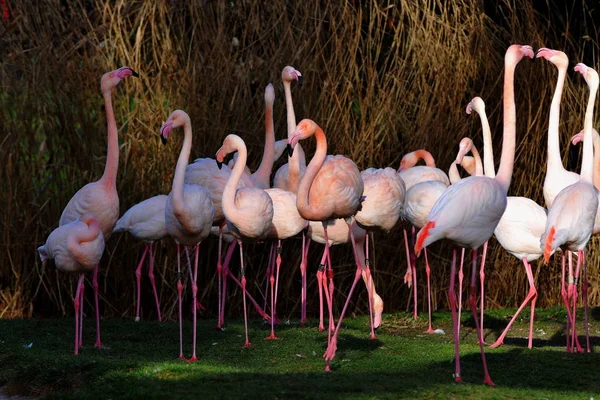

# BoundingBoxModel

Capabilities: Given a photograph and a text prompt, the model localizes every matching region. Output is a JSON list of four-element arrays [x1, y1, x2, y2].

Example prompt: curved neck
[[284, 80, 306, 190], [476, 107, 496, 178], [100, 91, 119, 187], [297, 126, 327, 220], [252, 96, 275, 188], [547, 67, 567, 169], [495, 58, 518, 193], [222, 140, 247, 219], [415, 150, 435, 167], [171, 123, 193, 214], [448, 163, 461, 184], [580, 82, 599, 184], [67, 219, 101, 260], [470, 146, 484, 176]]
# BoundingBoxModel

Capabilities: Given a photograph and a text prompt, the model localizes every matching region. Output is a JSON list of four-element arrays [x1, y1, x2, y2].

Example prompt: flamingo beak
[[297, 75, 304, 87], [216, 160, 223, 170], [286, 144, 294, 158]]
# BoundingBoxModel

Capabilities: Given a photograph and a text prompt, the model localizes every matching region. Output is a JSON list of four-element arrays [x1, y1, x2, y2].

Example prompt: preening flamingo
[[216, 134, 274, 348], [161, 110, 215, 362], [286, 118, 364, 370], [38, 214, 105, 355], [540, 63, 599, 353], [414, 44, 533, 385], [113, 194, 168, 322], [59, 66, 138, 348]]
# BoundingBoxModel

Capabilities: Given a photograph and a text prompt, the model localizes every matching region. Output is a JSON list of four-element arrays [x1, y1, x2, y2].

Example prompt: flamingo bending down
[[541, 63, 599, 353], [216, 134, 274, 348], [161, 110, 214, 361], [113, 194, 168, 322], [59, 66, 138, 348], [415, 44, 533, 385], [287, 119, 364, 371], [38, 214, 105, 355]]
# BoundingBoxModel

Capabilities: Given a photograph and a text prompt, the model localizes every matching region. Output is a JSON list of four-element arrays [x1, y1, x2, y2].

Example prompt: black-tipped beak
[[297, 75, 304, 87], [216, 160, 223, 170], [125, 67, 140, 78], [160, 135, 167, 145], [286, 144, 294, 157]]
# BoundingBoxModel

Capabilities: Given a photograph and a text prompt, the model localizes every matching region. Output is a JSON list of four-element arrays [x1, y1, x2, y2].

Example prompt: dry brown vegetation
[[1, 0, 598, 320]]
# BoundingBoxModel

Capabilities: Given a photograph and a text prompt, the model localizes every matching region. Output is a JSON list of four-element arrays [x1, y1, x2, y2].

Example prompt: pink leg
[[239, 242, 253, 348], [571, 251, 582, 352], [457, 248, 465, 338], [364, 232, 376, 339], [188, 244, 200, 362], [468, 250, 495, 386], [220, 241, 237, 327], [322, 222, 335, 333], [582, 250, 590, 352], [322, 254, 335, 343], [93, 265, 103, 348], [263, 243, 275, 314], [176, 244, 185, 360], [265, 242, 280, 340], [403, 229, 413, 290], [448, 249, 461, 383], [135, 244, 149, 322], [489, 258, 537, 349], [424, 249, 434, 333], [273, 241, 282, 323], [479, 241, 488, 342], [79, 281, 84, 348], [147, 243, 162, 322], [300, 232, 310, 326], [216, 227, 223, 330], [561, 253, 571, 352], [411, 227, 418, 319], [317, 249, 327, 331], [74, 273, 84, 355]]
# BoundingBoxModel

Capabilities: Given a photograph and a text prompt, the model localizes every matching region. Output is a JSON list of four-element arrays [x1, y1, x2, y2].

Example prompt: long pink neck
[[591, 129, 600, 189], [171, 122, 193, 215], [547, 67, 567, 170], [471, 146, 484, 176], [252, 96, 275, 188], [297, 126, 327, 221], [580, 80, 599, 184], [222, 138, 247, 222], [415, 150, 436, 167], [494, 57, 518, 193], [100, 90, 119, 188], [475, 106, 496, 178], [284, 80, 305, 192], [67, 218, 101, 260]]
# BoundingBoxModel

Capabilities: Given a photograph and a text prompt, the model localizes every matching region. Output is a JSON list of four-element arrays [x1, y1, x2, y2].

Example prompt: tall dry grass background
[[1, 0, 598, 321]]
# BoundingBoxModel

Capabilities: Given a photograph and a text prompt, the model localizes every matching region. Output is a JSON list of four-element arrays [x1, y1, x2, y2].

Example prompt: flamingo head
[[505, 44, 534, 66], [398, 149, 435, 172], [282, 66, 303, 87], [574, 63, 600, 89], [466, 96, 485, 116], [265, 83, 275, 105], [535, 47, 568, 69], [100, 66, 139, 93], [456, 138, 474, 163], [571, 129, 585, 146], [287, 119, 317, 157], [160, 110, 190, 145], [216, 134, 243, 169]]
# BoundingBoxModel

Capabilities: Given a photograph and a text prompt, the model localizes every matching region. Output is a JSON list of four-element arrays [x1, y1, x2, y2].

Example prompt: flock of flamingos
[[37, 43, 600, 385]]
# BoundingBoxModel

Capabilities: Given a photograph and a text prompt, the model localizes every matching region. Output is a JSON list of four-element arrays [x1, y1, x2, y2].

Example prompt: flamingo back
[[403, 180, 447, 229], [165, 184, 214, 246], [398, 166, 449, 191], [114, 195, 168, 242], [355, 168, 405, 232], [265, 188, 308, 239], [225, 187, 274, 241]]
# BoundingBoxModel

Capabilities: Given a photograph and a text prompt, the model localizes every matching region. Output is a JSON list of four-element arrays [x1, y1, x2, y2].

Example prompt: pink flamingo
[[59, 66, 138, 348], [216, 134, 274, 348], [113, 194, 167, 322], [465, 96, 549, 350], [537, 48, 585, 352], [161, 110, 215, 362], [286, 119, 364, 370], [397, 149, 450, 319], [38, 214, 105, 355], [541, 63, 599, 353], [415, 44, 533, 386]]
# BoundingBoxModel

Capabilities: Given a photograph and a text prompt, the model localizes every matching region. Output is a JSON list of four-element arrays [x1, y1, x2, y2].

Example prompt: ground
[[1, 308, 599, 399]]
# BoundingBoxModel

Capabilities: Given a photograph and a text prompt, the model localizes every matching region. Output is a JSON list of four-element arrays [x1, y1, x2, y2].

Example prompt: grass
[[2, 309, 600, 399]]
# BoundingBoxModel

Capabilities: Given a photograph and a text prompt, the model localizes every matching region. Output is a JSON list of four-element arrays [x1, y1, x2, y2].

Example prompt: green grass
[[1, 309, 600, 399]]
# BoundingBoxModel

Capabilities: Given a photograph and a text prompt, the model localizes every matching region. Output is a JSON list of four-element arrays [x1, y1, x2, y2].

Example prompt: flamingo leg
[[74, 273, 84, 355], [216, 226, 223, 330], [265, 242, 281, 340], [561, 252, 571, 352], [93, 265, 103, 348], [479, 241, 488, 343], [321, 249, 335, 342], [134, 244, 149, 322], [263, 242, 275, 315], [239, 241, 253, 348], [567, 251, 583, 352], [468, 249, 495, 386], [582, 250, 590, 352], [79, 280, 84, 348], [457, 248, 465, 338], [188, 244, 200, 362], [274, 241, 282, 323], [176, 244, 185, 360], [322, 222, 335, 333], [147, 242, 162, 322], [317, 249, 327, 332], [411, 226, 418, 318], [489, 258, 537, 349], [571, 251, 582, 352], [364, 231, 376, 339], [403, 229, 413, 292], [448, 249, 461, 383], [424, 248, 434, 333], [300, 232, 310, 326], [220, 241, 237, 327]]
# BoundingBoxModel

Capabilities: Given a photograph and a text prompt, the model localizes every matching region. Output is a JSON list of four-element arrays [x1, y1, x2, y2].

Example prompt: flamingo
[[113, 194, 167, 322], [537, 47, 585, 352], [216, 134, 274, 348], [161, 110, 215, 362], [38, 214, 105, 355], [286, 118, 364, 370], [541, 63, 599, 353], [414, 44, 533, 385], [59, 66, 138, 348], [465, 96, 550, 349]]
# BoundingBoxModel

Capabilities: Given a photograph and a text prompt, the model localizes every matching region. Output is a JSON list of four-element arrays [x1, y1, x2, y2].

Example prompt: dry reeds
[[0, 0, 598, 320]]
